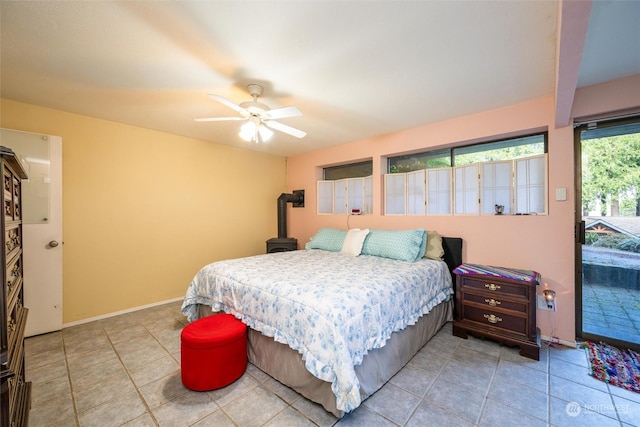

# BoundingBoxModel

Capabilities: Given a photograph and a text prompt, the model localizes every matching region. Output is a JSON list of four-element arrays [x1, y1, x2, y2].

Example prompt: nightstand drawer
[[462, 305, 527, 336], [462, 292, 527, 312], [460, 277, 529, 299]]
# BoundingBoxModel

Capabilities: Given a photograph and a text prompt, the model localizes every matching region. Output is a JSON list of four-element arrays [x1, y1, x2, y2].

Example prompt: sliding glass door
[[576, 116, 640, 350]]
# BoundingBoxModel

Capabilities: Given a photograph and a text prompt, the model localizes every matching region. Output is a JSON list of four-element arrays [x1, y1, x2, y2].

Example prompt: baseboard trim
[[62, 296, 184, 329], [540, 334, 577, 348]]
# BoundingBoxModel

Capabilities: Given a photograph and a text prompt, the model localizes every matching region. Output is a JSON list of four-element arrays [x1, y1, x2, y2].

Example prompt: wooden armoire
[[0, 146, 30, 426]]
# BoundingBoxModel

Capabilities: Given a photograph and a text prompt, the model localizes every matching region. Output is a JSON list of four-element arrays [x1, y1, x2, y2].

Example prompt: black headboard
[[442, 237, 463, 285]]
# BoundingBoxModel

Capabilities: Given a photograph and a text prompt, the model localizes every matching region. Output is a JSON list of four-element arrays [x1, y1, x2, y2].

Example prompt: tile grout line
[[547, 344, 552, 426], [60, 330, 81, 427], [472, 345, 502, 427], [104, 322, 162, 426], [607, 384, 624, 425]]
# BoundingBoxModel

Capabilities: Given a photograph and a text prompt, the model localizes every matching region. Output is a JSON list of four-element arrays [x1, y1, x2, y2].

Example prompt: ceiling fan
[[195, 84, 307, 143]]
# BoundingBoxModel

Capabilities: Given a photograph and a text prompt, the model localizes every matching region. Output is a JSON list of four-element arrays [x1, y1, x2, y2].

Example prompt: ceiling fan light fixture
[[258, 124, 274, 142], [239, 121, 257, 142], [239, 120, 273, 143], [197, 83, 305, 142]]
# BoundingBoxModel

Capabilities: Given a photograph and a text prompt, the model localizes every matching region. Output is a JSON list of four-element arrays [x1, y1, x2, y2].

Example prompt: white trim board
[[62, 296, 184, 329], [540, 334, 577, 349]]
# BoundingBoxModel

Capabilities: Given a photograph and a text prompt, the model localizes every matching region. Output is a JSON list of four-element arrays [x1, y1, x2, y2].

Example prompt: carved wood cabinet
[[0, 147, 30, 426], [452, 263, 541, 360]]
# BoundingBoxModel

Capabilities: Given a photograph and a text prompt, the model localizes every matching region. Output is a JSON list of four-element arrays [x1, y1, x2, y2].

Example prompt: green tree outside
[[582, 133, 640, 217]]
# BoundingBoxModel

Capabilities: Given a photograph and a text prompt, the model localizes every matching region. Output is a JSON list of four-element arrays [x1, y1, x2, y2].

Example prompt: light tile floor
[[25, 301, 640, 426]]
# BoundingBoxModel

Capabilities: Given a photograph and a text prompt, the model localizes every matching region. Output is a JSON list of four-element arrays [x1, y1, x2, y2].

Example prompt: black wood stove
[[266, 190, 304, 253]]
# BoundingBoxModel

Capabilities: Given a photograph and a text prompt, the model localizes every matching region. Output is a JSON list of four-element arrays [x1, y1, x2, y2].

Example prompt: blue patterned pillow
[[305, 228, 347, 252], [362, 229, 427, 262]]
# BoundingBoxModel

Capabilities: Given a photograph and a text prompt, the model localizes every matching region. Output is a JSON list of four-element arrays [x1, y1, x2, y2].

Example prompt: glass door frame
[[574, 114, 640, 352]]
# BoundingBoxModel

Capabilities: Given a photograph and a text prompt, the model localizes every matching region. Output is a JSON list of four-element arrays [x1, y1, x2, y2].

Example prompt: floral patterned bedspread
[[181, 249, 453, 413]]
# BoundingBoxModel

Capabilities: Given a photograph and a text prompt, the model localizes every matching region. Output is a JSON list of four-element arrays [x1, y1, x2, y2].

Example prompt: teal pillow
[[305, 228, 347, 252], [362, 229, 427, 262], [417, 229, 427, 260]]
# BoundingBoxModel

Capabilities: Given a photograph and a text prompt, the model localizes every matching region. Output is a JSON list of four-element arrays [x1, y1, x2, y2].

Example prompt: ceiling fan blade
[[208, 94, 247, 115], [265, 120, 307, 139], [262, 106, 302, 120], [194, 117, 246, 122]]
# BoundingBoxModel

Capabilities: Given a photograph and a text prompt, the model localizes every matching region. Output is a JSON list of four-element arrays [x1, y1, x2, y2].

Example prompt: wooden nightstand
[[452, 263, 541, 360]]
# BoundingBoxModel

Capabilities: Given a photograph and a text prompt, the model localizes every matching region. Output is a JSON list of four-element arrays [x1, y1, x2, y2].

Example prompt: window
[[324, 161, 372, 180], [385, 133, 548, 216], [388, 149, 450, 173], [453, 134, 546, 166], [388, 134, 546, 172], [318, 160, 373, 215]]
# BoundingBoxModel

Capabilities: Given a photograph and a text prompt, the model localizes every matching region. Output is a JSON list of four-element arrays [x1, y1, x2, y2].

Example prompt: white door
[[1, 129, 63, 336]]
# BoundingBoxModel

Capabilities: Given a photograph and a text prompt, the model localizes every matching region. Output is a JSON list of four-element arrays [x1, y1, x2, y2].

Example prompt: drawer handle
[[484, 314, 503, 324], [485, 298, 501, 307], [485, 283, 501, 291]]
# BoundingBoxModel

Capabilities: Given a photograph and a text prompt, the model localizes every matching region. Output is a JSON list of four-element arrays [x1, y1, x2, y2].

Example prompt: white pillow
[[341, 228, 370, 256]]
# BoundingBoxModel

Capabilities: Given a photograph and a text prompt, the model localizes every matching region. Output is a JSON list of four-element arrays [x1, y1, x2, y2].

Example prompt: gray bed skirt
[[195, 299, 453, 417]]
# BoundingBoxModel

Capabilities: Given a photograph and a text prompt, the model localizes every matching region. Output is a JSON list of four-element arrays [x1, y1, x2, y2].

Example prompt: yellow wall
[[1, 99, 287, 323]]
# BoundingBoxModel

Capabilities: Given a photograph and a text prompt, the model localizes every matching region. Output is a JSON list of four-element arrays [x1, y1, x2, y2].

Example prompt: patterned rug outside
[[584, 341, 640, 393]]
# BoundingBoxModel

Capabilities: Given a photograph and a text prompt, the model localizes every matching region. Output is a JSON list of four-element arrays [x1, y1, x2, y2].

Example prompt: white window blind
[[317, 181, 334, 215], [364, 175, 373, 215], [427, 168, 452, 215], [454, 164, 479, 215], [316, 176, 373, 215], [481, 161, 513, 215], [384, 173, 406, 215], [407, 170, 426, 215], [347, 177, 364, 214], [334, 179, 347, 215], [516, 154, 547, 214], [318, 154, 548, 217]]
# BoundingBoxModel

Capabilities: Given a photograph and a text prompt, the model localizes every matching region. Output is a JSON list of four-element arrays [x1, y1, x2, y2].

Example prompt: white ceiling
[[1, 1, 638, 157]]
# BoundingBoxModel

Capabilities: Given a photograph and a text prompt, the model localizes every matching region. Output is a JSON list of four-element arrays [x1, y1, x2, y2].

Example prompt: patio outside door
[[576, 116, 640, 350]]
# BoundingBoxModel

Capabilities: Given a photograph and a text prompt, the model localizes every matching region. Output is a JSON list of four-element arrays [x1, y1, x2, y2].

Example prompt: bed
[[182, 229, 462, 417]]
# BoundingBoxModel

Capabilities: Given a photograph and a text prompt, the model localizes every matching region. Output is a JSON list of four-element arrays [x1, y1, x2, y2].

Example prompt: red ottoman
[[181, 314, 247, 391]]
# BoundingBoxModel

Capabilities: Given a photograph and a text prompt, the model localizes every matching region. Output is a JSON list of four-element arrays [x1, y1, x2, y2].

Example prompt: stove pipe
[[277, 191, 304, 238]]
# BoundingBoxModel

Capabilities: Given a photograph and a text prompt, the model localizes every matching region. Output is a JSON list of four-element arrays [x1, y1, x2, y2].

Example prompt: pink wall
[[285, 75, 640, 345], [572, 74, 640, 120], [286, 96, 575, 342]]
